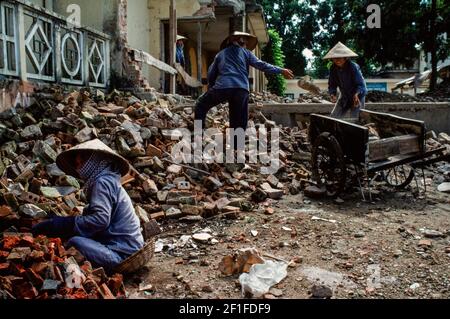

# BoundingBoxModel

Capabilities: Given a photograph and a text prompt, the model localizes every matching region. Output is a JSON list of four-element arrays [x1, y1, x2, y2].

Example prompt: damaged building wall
[[53, 0, 109, 31], [142, 0, 201, 89], [52, 0, 123, 85], [126, 0, 153, 87]]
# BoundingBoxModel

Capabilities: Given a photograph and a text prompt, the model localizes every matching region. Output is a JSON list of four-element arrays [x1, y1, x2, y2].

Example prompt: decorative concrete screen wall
[[0, 0, 110, 88]]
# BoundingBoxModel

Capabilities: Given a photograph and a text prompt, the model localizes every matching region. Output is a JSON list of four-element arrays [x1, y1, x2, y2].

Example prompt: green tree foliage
[[262, 29, 286, 95], [417, 0, 450, 90], [257, 0, 320, 76]]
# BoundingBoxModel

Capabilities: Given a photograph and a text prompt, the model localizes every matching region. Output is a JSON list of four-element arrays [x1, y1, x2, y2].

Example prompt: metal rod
[[162, 158, 211, 176]]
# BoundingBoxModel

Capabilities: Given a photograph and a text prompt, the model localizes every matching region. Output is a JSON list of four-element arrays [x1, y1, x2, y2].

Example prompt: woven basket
[[114, 238, 155, 274], [114, 220, 161, 274]]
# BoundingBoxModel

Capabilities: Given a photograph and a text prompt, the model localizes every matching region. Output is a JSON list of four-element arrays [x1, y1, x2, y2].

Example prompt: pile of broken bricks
[[1, 83, 450, 299], [0, 85, 314, 298], [0, 232, 125, 299], [0, 85, 313, 230]]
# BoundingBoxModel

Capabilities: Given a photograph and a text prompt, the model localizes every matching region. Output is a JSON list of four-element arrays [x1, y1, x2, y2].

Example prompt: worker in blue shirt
[[176, 35, 188, 94], [323, 42, 367, 118], [176, 35, 187, 67], [195, 32, 294, 131], [32, 140, 144, 273]]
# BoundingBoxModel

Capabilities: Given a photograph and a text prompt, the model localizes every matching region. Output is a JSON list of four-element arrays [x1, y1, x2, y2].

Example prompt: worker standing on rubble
[[195, 31, 294, 131], [324, 42, 367, 118], [32, 140, 144, 273]]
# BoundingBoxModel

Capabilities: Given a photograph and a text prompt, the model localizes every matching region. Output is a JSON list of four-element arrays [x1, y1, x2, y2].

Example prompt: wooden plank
[[174, 63, 202, 87], [131, 49, 177, 75], [368, 134, 420, 162], [359, 110, 425, 137], [169, 0, 176, 94], [359, 109, 425, 155], [197, 22, 202, 82]]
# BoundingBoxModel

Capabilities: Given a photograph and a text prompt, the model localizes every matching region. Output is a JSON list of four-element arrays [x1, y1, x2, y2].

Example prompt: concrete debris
[[437, 182, 450, 193]]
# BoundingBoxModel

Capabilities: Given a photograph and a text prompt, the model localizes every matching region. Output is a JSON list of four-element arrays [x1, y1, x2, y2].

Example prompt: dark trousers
[[194, 88, 249, 130]]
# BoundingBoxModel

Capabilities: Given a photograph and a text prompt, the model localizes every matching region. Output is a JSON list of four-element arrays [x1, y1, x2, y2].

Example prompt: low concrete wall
[[254, 102, 450, 134]]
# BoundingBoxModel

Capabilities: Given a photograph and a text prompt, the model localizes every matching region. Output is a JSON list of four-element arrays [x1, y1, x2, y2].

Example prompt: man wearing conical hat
[[195, 31, 294, 132], [324, 42, 367, 118], [176, 35, 188, 94], [32, 139, 144, 272], [176, 35, 187, 68]]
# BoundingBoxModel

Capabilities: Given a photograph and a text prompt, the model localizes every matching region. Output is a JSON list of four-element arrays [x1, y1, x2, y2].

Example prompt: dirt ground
[[124, 175, 450, 299]]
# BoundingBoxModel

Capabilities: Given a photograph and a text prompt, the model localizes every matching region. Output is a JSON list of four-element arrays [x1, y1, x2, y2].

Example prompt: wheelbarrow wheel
[[384, 165, 414, 189], [312, 132, 346, 197]]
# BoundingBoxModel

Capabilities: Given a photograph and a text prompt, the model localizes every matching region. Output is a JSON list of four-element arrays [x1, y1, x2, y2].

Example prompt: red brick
[[13, 282, 38, 299], [25, 268, 44, 288], [29, 250, 45, 262], [9, 262, 27, 277], [31, 262, 51, 276], [83, 277, 100, 294], [49, 238, 65, 257], [99, 283, 115, 299], [80, 261, 93, 274], [0, 262, 10, 275], [19, 235, 34, 247], [2, 236, 20, 250], [52, 256, 65, 263], [69, 289, 89, 299], [0, 205, 13, 218], [107, 274, 123, 296], [0, 250, 9, 261]]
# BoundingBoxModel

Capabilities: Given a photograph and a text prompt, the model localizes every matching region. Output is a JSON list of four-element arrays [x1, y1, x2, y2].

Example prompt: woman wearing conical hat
[[32, 140, 144, 272], [324, 42, 367, 118], [195, 31, 294, 132]]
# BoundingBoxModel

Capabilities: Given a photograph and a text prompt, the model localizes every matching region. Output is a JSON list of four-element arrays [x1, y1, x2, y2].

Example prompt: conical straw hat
[[323, 42, 358, 60], [56, 139, 130, 178], [220, 31, 258, 51]]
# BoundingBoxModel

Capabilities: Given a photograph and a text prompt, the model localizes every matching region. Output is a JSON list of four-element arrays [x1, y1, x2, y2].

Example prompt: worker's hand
[[330, 95, 337, 103], [281, 69, 294, 79], [353, 94, 361, 109], [32, 216, 76, 239]]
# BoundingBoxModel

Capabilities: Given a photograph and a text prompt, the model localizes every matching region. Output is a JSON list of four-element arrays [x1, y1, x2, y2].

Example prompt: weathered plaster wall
[[144, 0, 200, 89], [53, 0, 109, 31], [127, 0, 152, 84]]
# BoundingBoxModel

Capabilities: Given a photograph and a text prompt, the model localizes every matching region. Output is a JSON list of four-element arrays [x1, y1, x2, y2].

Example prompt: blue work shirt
[[74, 171, 144, 258], [328, 61, 367, 98], [208, 44, 283, 91], [176, 45, 185, 67]]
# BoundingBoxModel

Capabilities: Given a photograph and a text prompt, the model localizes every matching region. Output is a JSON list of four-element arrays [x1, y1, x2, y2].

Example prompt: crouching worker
[[32, 139, 144, 272], [323, 42, 367, 118]]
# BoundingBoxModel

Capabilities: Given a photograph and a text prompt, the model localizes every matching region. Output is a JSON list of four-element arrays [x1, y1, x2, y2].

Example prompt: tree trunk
[[430, 0, 438, 92]]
